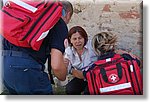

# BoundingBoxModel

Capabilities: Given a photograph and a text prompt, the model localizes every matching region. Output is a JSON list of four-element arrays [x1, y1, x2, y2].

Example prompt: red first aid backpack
[[85, 52, 143, 95], [0, 0, 63, 51]]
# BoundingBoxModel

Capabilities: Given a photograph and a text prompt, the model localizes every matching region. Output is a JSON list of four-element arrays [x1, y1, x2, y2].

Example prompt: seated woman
[[64, 26, 97, 95]]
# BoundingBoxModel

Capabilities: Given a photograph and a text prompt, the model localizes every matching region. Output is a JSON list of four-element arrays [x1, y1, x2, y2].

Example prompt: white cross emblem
[[109, 74, 118, 83], [111, 75, 117, 81]]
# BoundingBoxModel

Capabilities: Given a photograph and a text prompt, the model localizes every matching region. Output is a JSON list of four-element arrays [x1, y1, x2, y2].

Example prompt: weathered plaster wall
[[67, 0, 143, 59]]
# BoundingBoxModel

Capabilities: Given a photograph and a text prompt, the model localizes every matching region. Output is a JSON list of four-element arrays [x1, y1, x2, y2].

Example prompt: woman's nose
[[76, 38, 80, 43]]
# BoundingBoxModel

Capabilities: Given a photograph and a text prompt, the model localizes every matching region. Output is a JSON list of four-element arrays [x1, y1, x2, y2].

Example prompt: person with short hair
[[1, 0, 73, 95]]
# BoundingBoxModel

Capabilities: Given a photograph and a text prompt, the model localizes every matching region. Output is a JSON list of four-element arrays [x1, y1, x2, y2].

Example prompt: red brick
[[102, 4, 111, 12], [119, 11, 140, 19]]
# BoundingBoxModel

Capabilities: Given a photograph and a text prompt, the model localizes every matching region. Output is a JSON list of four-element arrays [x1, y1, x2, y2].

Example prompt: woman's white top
[[64, 39, 98, 74]]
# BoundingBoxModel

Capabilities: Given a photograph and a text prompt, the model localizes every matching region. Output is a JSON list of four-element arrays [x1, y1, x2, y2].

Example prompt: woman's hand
[[116, 49, 138, 59], [64, 58, 69, 68], [116, 49, 142, 68], [72, 68, 84, 79]]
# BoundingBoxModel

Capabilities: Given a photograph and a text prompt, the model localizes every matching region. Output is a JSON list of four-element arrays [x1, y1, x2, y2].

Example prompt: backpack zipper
[[130, 60, 142, 94], [28, 4, 59, 45], [2, 10, 24, 22], [21, 2, 55, 41]]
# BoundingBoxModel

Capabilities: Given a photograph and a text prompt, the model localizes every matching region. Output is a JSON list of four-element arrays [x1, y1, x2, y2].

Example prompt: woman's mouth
[[75, 44, 82, 47]]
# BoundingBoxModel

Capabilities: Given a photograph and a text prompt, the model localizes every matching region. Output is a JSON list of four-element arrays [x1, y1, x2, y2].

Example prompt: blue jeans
[[1, 50, 52, 95]]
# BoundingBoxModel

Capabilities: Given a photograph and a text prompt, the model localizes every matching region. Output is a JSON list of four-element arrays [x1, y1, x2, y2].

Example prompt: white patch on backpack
[[106, 58, 111, 62], [10, 0, 38, 13], [36, 30, 49, 42], [130, 65, 134, 72], [100, 82, 131, 93]]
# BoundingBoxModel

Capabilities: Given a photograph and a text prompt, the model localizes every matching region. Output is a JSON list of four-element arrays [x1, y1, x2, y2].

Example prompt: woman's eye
[[73, 38, 76, 40], [79, 37, 82, 40]]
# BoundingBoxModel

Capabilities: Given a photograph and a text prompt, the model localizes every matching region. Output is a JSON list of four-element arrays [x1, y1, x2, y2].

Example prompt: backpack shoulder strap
[[48, 56, 55, 85]]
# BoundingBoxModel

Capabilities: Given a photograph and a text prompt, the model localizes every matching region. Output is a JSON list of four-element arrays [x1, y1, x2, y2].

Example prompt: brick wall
[[68, 0, 143, 59]]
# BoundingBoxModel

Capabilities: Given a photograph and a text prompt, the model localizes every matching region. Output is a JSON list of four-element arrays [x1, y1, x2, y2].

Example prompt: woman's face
[[70, 32, 85, 51]]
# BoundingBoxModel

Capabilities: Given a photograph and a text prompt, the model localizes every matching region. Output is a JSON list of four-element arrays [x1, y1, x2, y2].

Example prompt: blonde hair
[[92, 32, 117, 55]]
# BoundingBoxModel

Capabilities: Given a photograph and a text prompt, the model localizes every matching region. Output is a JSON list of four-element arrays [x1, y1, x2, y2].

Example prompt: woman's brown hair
[[67, 26, 88, 46]]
